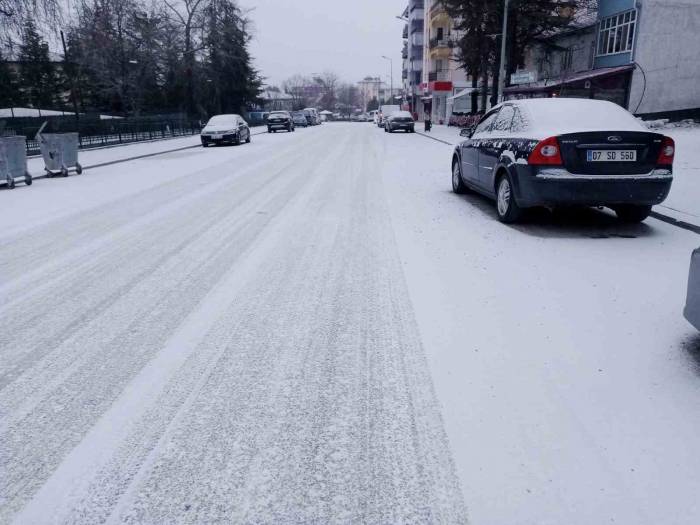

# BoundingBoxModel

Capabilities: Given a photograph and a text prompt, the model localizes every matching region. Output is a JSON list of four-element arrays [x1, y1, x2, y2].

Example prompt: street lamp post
[[497, 0, 511, 103], [381, 56, 393, 105]]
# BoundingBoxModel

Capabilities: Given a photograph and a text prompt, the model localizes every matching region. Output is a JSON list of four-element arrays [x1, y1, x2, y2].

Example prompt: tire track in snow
[[5, 125, 467, 524], [0, 133, 336, 523]]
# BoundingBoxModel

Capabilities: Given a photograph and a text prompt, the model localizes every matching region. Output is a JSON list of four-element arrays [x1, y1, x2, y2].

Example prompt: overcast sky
[[240, 0, 407, 88]]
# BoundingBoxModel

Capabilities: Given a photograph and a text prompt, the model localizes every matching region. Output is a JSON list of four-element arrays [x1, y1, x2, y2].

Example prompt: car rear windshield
[[521, 99, 645, 135]]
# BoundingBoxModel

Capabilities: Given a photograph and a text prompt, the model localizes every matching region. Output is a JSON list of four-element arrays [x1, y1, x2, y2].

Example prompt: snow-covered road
[[1, 123, 699, 524]]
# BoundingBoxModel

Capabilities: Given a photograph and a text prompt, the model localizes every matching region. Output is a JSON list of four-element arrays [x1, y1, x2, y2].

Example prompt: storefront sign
[[510, 71, 537, 85]]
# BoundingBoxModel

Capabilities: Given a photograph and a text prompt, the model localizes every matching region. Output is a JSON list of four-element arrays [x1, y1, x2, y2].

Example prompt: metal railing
[[428, 70, 450, 82], [428, 37, 453, 50], [1, 116, 202, 156]]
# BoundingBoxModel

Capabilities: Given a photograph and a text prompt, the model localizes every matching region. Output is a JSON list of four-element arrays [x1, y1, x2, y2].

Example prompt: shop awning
[[504, 64, 635, 94], [448, 87, 477, 101]]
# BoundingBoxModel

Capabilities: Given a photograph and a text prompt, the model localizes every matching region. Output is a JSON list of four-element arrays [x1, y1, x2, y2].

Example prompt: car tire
[[246, 133, 251, 144], [6, 177, 15, 189], [495, 173, 523, 223], [614, 204, 652, 223], [25, 173, 32, 185], [452, 159, 469, 195], [202, 143, 209, 147], [76, 163, 83, 175]]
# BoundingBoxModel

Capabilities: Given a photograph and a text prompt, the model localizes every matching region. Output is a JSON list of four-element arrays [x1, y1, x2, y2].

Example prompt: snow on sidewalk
[[26, 134, 201, 176]]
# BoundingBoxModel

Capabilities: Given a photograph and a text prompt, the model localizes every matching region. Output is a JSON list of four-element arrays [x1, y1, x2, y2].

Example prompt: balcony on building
[[429, 2, 448, 24], [402, 24, 408, 39], [428, 37, 453, 50], [428, 70, 450, 82], [410, 18, 424, 34]]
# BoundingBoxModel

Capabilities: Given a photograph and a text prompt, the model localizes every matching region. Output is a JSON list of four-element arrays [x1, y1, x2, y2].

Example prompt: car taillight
[[528, 136, 563, 166], [657, 136, 675, 166]]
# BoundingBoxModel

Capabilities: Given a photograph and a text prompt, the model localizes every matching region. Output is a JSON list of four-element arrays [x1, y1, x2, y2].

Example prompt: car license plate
[[587, 150, 636, 162], [212, 134, 223, 139]]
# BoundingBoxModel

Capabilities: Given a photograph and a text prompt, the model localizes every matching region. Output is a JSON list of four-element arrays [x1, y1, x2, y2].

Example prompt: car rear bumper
[[514, 167, 673, 207], [268, 122, 291, 129], [685, 248, 700, 331], [390, 124, 414, 131]]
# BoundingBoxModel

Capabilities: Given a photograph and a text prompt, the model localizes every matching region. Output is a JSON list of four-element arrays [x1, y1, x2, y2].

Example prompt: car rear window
[[520, 99, 646, 136]]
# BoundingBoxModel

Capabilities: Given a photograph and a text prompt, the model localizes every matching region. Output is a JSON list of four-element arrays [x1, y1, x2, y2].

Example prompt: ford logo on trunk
[[608, 135, 622, 143]]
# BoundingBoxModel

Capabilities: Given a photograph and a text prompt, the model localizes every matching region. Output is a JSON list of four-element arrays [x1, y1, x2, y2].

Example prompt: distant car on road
[[267, 111, 295, 133], [303, 108, 321, 126], [292, 111, 309, 127], [377, 105, 400, 128], [384, 111, 415, 133], [451, 98, 675, 223], [685, 248, 700, 331], [201, 114, 251, 147]]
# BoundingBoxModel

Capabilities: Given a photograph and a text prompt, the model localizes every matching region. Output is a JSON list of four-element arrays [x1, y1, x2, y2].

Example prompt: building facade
[[598, 0, 700, 117], [401, 0, 425, 118], [505, 0, 700, 118], [357, 76, 400, 111], [420, 0, 470, 124]]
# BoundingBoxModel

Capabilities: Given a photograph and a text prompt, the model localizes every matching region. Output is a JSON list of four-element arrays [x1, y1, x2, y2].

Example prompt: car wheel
[[246, 133, 251, 143], [76, 163, 83, 175], [6, 177, 15, 189], [452, 159, 469, 195], [614, 204, 652, 223], [496, 173, 523, 223], [202, 143, 209, 147], [25, 173, 32, 185], [267, 128, 272, 133]]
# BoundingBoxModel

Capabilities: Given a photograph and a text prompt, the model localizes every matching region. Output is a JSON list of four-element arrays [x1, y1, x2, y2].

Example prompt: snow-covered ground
[[420, 123, 700, 222], [1, 123, 699, 524]]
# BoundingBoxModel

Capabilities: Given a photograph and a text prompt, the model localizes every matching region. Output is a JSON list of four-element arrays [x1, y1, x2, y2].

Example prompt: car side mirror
[[460, 127, 473, 138]]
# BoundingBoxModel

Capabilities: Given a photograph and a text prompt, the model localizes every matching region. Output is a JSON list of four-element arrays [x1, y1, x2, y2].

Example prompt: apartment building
[[421, 0, 470, 124], [505, 0, 700, 118], [401, 0, 425, 118]]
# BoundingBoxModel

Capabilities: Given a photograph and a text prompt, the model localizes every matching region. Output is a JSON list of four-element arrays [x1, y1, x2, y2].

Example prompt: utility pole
[[60, 30, 81, 127], [382, 56, 393, 103], [497, 0, 510, 103]]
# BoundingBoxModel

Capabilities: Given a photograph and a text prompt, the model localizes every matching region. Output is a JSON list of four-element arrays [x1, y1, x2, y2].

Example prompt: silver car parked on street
[[685, 248, 700, 331]]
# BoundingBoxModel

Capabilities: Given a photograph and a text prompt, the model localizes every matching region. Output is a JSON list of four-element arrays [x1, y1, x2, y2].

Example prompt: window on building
[[597, 9, 637, 57]]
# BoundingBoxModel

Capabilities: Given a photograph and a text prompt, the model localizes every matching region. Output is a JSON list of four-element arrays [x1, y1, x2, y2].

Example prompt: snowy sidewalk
[[417, 124, 700, 224], [25, 135, 201, 180]]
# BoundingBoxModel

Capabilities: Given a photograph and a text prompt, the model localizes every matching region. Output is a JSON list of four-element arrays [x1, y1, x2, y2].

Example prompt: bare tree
[[0, 0, 62, 44], [282, 74, 310, 110], [313, 70, 339, 110], [162, 0, 210, 114]]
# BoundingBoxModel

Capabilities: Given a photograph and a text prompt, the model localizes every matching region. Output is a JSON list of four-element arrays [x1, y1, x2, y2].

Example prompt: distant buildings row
[[400, 0, 700, 123]]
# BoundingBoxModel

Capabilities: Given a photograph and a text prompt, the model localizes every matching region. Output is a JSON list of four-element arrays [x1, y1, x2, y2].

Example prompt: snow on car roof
[[508, 98, 647, 138], [207, 114, 240, 123]]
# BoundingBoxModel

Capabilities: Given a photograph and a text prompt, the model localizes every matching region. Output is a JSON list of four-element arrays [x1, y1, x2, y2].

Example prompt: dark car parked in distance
[[451, 98, 675, 223], [685, 248, 700, 331], [385, 111, 415, 133], [267, 111, 295, 133], [292, 111, 309, 127], [200, 114, 251, 147]]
